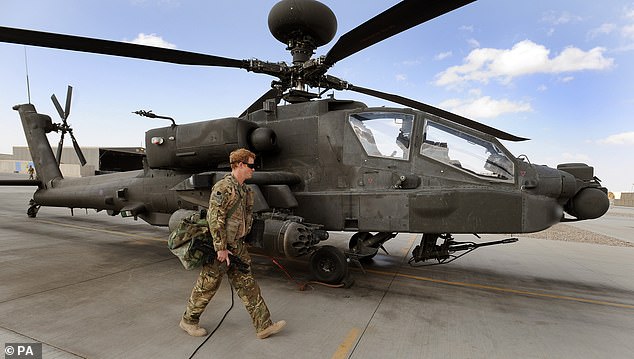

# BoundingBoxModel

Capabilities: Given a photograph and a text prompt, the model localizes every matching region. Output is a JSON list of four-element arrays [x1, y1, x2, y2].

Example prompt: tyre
[[309, 245, 348, 284]]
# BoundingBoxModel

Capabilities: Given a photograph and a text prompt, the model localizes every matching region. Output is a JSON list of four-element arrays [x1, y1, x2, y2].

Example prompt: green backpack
[[168, 210, 214, 270]]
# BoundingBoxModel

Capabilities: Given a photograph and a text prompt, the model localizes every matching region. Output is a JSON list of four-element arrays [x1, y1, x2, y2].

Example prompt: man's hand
[[217, 249, 232, 266]]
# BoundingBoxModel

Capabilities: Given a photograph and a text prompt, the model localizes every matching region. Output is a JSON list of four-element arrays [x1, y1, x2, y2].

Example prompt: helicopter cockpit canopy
[[348, 111, 515, 182], [422, 121, 514, 181], [348, 112, 414, 161]]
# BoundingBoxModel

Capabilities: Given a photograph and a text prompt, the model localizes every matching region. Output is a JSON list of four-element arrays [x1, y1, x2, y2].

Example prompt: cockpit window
[[348, 112, 414, 161], [421, 120, 514, 181]]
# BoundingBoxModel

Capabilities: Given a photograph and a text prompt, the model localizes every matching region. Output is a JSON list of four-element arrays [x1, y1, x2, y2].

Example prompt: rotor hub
[[268, 0, 337, 64]]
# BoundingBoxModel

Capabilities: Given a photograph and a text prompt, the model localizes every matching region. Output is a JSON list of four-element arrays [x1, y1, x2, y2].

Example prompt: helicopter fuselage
[[17, 98, 608, 237]]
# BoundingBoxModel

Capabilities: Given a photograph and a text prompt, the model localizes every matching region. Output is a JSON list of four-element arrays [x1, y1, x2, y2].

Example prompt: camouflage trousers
[[182, 239, 273, 332]]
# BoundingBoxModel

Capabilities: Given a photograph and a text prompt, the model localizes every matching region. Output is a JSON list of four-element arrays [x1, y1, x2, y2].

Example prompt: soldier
[[180, 148, 286, 339]]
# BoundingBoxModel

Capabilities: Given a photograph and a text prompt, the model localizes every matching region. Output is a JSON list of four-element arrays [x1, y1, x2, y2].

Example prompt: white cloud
[[459, 25, 474, 32], [613, 43, 634, 52], [467, 38, 480, 48], [438, 96, 532, 119], [401, 59, 422, 66], [395, 74, 407, 82], [550, 46, 613, 71], [599, 131, 634, 145], [560, 76, 574, 83], [128, 33, 177, 49], [588, 23, 616, 39], [435, 40, 614, 87], [435, 51, 452, 61], [468, 88, 482, 96], [622, 24, 634, 39], [542, 11, 583, 25]]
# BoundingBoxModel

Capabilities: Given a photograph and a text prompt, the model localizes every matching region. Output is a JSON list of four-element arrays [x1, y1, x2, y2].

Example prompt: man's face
[[239, 157, 255, 179]]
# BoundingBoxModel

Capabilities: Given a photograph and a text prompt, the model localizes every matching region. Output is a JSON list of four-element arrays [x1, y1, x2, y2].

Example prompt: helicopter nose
[[564, 187, 609, 219], [525, 163, 608, 220], [557, 163, 609, 220]]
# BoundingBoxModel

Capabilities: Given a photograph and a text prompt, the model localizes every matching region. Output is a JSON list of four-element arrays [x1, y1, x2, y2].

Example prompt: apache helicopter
[[0, 0, 610, 284]]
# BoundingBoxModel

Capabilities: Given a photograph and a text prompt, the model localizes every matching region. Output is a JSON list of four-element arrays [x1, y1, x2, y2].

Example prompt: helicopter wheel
[[349, 232, 379, 262], [309, 245, 348, 284], [27, 204, 40, 218]]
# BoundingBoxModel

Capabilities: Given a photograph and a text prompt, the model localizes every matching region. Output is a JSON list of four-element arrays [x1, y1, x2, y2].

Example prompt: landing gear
[[348, 232, 377, 260], [348, 231, 395, 262], [410, 233, 518, 266], [27, 199, 40, 218], [309, 245, 350, 285]]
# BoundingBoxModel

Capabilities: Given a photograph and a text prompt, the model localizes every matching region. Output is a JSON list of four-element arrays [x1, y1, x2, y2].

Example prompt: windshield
[[421, 120, 514, 181], [348, 112, 414, 161]]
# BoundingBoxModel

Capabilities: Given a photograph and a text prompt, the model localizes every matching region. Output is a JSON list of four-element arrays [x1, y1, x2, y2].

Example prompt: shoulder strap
[[226, 187, 242, 219]]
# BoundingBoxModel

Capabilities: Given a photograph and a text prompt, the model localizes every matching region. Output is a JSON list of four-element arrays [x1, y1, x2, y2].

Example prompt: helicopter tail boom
[[13, 104, 63, 186]]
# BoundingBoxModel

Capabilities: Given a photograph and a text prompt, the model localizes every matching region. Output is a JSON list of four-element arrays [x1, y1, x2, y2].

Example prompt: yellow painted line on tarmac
[[365, 268, 634, 309], [331, 327, 360, 359], [37, 219, 165, 242]]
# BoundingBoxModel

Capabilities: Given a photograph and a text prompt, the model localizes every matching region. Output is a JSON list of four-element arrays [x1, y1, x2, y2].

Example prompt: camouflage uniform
[[182, 174, 273, 332]]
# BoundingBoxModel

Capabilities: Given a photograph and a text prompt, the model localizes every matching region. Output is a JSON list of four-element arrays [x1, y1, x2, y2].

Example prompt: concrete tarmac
[[1, 181, 633, 359], [566, 205, 634, 244]]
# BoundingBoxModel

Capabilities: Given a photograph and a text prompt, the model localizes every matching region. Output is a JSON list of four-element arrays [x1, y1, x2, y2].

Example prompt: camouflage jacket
[[207, 174, 254, 252]]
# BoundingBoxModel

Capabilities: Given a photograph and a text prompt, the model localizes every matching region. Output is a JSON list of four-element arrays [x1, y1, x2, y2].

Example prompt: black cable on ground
[[188, 282, 235, 359], [269, 256, 344, 290]]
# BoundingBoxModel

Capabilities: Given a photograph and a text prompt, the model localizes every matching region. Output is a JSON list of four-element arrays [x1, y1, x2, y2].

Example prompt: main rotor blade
[[51, 94, 66, 120], [348, 84, 528, 142], [323, 0, 476, 67], [0, 26, 249, 69], [239, 88, 282, 117], [64, 85, 73, 119]]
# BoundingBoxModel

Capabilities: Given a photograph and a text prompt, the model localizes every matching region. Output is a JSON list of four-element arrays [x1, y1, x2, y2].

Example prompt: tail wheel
[[27, 205, 39, 218], [309, 245, 348, 284]]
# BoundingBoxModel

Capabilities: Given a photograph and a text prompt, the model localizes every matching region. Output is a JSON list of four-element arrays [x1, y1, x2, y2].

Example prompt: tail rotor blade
[[64, 85, 73, 119], [56, 131, 65, 165], [51, 94, 66, 120], [51, 85, 84, 165], [70, 131, 87, 166]]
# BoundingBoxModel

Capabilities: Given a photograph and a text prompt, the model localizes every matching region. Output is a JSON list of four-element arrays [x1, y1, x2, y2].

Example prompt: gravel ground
[[520, 223, 634, 248]]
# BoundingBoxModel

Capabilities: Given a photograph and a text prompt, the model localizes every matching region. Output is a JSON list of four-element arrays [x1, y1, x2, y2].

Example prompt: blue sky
[[1, 0, 633, 192]]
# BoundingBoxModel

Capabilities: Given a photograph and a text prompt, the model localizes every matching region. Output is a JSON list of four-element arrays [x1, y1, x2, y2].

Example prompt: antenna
[[23, 47, 31, 103]]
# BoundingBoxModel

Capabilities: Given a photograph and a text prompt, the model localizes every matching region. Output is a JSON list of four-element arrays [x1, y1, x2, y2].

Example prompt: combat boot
[[179, 319, 208, 337], [256, 320, 286, 339]]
